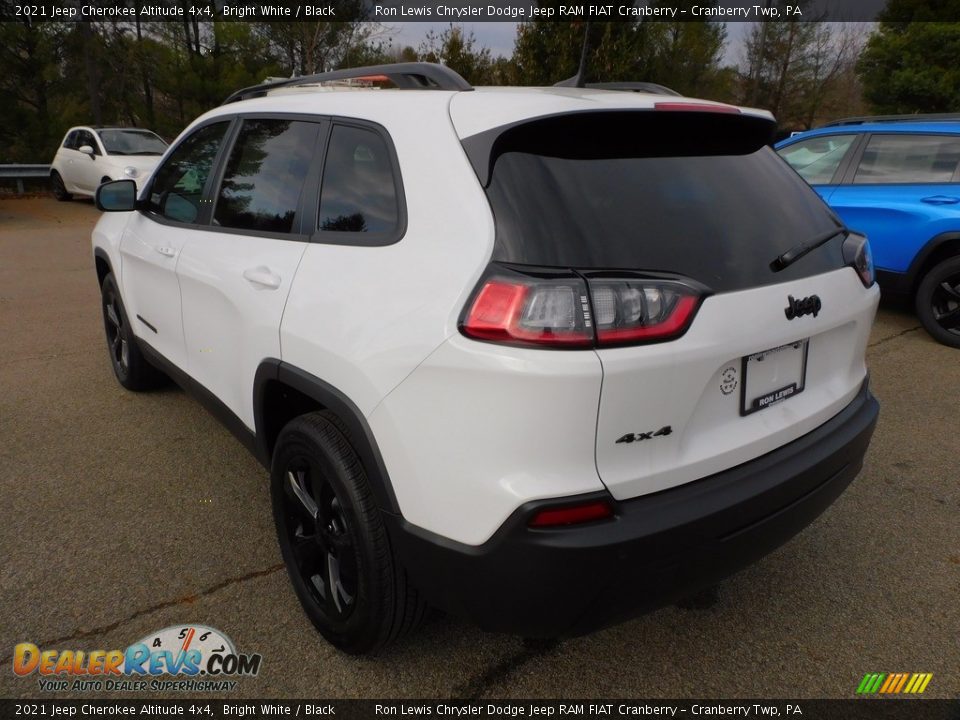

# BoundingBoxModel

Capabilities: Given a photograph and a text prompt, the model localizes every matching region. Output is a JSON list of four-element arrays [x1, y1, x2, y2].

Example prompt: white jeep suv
[[92, 63, 880, 654]]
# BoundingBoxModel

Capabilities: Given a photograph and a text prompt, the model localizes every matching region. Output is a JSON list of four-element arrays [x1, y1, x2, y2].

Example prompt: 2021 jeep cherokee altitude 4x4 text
[[92, 63, 880, 654]]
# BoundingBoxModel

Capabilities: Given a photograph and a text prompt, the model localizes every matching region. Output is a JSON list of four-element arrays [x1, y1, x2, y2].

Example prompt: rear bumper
[[386, 379, 879, 637]]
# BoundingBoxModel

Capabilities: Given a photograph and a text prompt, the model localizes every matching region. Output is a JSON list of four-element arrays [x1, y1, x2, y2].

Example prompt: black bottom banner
[[2, 699, 959, 720]]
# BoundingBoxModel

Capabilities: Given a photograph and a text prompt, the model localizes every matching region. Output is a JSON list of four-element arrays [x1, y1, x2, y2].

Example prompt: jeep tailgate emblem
[[785, 294, 822, 320]]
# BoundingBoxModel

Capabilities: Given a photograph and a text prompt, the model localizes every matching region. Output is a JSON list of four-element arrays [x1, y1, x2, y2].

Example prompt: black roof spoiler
[[223, 62, 473, 105]]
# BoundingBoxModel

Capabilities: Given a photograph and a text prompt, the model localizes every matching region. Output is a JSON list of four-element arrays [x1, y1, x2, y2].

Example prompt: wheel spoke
[[106, 304, 120, 328], [119, 339, 129, 368], [935, 305, 960, 329], [939, 281, 960, 302], [326, 552, 353, 614], [291, 523, 321, 556], [286, 470, 319, 520]]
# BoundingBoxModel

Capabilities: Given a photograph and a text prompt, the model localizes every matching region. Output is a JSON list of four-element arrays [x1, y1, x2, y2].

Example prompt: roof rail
[[552, 78, 681, 96], [585, 82, 681, 97], [823, 112, 960, 126], [223, 62, 473, 105]]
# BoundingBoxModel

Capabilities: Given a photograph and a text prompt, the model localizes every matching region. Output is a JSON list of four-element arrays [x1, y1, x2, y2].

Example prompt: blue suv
[[777, 120, 960, 348]]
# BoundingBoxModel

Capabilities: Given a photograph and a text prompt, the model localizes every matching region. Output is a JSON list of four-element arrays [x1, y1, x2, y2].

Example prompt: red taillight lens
[[462, 277, 593, 348], [528, 500, 614, 528], [590, 280, 701, 346]]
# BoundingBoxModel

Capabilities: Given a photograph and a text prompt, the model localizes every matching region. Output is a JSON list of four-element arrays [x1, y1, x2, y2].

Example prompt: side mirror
[[78, 145, 95, 157], [96, 179, 137, 212]]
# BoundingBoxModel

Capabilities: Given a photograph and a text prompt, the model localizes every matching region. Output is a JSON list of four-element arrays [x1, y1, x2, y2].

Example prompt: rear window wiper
[[770, 227, 848, 272]]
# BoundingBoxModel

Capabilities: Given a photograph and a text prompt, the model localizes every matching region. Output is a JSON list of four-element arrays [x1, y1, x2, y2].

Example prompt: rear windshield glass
[[477, 114, 845, 292]]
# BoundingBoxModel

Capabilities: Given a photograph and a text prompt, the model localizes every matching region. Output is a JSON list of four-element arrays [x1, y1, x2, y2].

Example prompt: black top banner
[[0, 0, 897, 23]]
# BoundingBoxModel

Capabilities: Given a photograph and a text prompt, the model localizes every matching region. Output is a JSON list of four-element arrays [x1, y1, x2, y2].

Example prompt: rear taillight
[[842, 233, 875, 288], [589, 279, 701, 346], [461, 276, 593, 348], [461, 267, 704, 349]]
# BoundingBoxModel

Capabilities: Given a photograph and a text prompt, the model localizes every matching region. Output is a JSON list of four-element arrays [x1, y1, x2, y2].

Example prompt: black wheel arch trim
[[904, 231, 960, 293], [93, 247, 114, 284], [254, 359, 401, 515]]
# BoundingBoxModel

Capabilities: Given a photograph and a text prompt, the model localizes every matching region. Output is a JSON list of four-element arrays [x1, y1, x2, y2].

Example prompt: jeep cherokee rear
[[92, 64, 879, 654]]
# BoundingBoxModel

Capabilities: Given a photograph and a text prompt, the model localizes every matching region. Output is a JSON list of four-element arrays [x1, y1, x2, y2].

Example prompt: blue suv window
[[854, 134, 960, 184], [779, 134, 856, 184]]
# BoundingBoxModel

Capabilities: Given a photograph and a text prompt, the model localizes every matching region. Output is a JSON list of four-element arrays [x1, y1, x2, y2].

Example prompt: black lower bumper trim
[[385, 380, 879, 638]]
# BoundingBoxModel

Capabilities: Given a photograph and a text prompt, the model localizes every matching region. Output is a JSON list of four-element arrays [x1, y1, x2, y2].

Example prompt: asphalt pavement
[[0, 197, 957, 700]]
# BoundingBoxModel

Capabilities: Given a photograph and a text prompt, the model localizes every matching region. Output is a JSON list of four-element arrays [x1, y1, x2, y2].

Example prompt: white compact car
[[91, 63, 880, 654], [51, 126, 167, 200]]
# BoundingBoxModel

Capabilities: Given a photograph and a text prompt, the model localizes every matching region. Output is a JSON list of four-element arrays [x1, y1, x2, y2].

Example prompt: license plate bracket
[[740, 339, 809, 416]]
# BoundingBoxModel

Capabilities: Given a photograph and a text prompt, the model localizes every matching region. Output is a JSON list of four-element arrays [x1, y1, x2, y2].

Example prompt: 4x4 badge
[[615, 426, 673, 444], [785, 294, 822, 320]]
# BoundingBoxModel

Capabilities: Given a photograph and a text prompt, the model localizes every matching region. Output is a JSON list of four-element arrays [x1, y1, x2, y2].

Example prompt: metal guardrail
[[0, 164, 50, 193]]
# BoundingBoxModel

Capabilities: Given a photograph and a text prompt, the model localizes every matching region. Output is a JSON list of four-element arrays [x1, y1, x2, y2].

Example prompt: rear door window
[[853, 134, 960, 184], [213, 119, 320, 235]]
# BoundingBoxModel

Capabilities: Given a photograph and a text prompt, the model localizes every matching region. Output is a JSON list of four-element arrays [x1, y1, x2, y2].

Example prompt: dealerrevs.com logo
[[12, 625, 262, 692]]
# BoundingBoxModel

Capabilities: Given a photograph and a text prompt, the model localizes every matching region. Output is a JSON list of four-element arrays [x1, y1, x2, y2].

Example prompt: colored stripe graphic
[[857, 672, 932, 694]]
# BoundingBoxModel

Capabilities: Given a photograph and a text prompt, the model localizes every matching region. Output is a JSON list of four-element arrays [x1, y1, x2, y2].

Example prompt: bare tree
[[741, 14, 868, 128]]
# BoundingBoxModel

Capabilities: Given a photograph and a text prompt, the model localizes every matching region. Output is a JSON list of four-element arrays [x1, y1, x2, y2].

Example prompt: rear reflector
[[654, 101, 741, 114], [528, 500, 614, 528]]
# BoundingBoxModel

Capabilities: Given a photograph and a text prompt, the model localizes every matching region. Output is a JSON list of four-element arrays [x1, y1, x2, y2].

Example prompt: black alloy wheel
[[281, 456, 358, 622], [99, 273, 166, 390], [916, 257, 960, 349], [271, 413, 427, 653], [102, 280, 131, 379]]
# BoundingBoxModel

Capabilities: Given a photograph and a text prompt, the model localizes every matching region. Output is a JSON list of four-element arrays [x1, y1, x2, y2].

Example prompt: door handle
[[155, 246, 176, 257], [243, 266, 281, 290], [921, 195, 960, 205]]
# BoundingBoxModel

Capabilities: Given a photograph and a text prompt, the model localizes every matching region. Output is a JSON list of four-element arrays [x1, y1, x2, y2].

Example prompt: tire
[[51, 171, 72, 201], [100, 273, 167, 390], [271, 412, 427, 654], [915, 256, 960, 349]]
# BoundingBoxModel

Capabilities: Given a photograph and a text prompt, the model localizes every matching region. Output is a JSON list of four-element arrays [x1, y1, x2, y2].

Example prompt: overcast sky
[[384, 21, 751, 68]]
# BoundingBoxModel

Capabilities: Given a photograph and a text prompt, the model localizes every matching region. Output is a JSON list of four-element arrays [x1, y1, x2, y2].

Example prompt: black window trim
[[310, 117, 407, 248], [838, 131, 960, 186]]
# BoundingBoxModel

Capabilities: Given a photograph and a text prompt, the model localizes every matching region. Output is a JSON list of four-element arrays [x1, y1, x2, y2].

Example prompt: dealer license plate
[[740, 339, 809, 416]]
